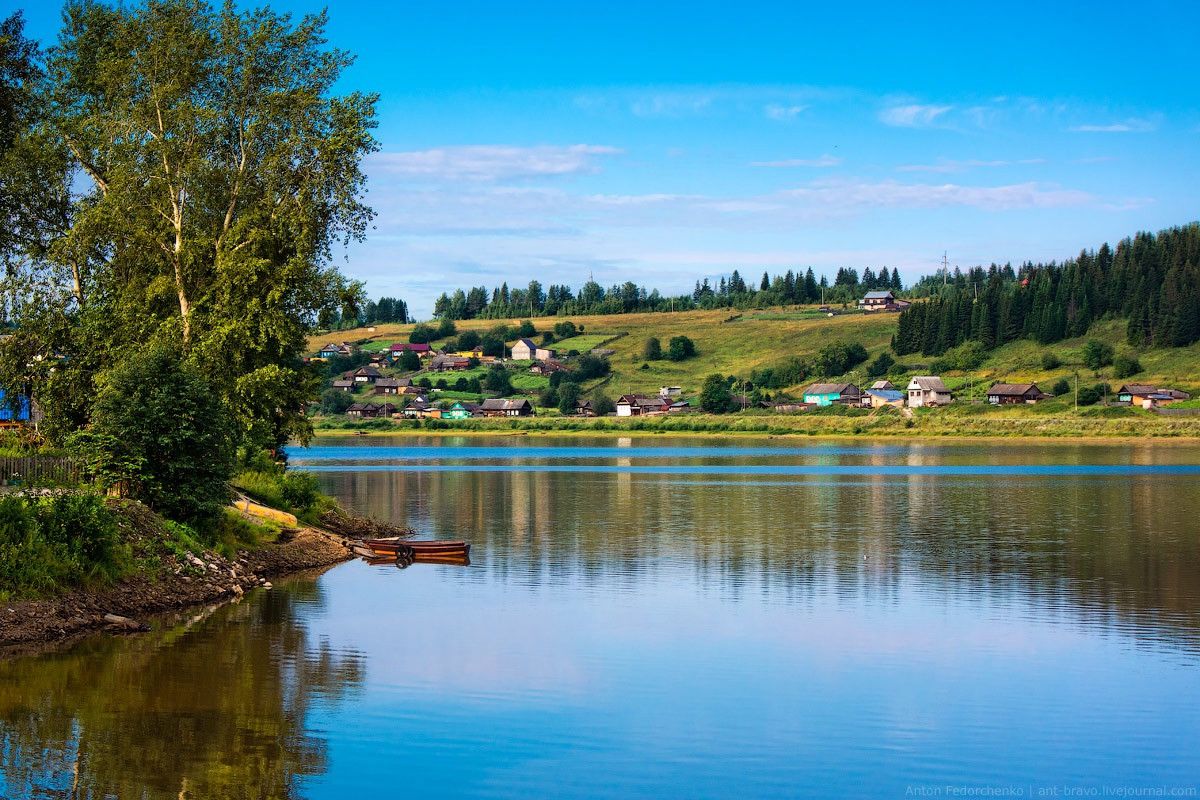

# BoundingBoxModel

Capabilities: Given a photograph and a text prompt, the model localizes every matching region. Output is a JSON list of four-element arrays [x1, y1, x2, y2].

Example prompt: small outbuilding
[[800, 383, 863, 407]]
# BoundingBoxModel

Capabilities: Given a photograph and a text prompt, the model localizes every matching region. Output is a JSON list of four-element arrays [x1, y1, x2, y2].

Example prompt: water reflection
[[305, 437, 1200, 653], [0, 576, 364, 799]]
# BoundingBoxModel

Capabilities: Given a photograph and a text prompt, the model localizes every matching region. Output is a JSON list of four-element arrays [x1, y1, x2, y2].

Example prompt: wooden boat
[[364, 538, 470, 557]]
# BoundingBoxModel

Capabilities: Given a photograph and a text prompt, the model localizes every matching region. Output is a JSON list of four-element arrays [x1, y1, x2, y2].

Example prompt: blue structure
[[0, 388, 32, 423]]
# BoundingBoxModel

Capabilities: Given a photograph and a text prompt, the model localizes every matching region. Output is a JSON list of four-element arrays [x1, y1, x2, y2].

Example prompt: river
[[2, 436, 1199, 798]]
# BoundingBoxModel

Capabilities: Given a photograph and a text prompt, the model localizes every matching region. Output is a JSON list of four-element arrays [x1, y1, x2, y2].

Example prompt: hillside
[[310, 306, 1200, 403]]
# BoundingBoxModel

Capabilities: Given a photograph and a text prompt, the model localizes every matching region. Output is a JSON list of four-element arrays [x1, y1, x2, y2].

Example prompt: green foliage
[[483, 364, 513, 395], [866, 352, 895, 378], [643, 337, 663, 360], [573, 354, 612, 381], [1052, 378, 1071, 396], [591, 394, 616, 416], [1041, 351, 1063, 370], [517, 320, 537, 338], [437, 318, 457, 338], [557, 382, 582, 415], [700, 374, 733, 413], [553, 321, 578, 338], [1082, 340, 1115, 371], [0, 494, 130, 597], [71, 346, 236, 524], [667, 335, 696, 361], [1076, 384, 1104, 406], [1113, 354, 1142, 379], [396, 350, 422, 370], [815, 341, 869, 377], [458, 330, 481, 350], [320, 388, 354, 414], [409, 323, 437, 344]]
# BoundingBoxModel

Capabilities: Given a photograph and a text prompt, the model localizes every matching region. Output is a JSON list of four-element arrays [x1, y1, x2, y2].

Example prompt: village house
[[374, 377, 413, 395], [388, 342, 433, 358], [345, 402, 396, 419], [906, 376, 953, 408], [479, 398, 535, 417], [869, 380, 895, 391], [402, 400, 431, 418], [331, 379, 355, 392], [348, 365, 383, 384], [801, 383, 863, 407], [530, 359, 568, 375], [511, 338, 556, 361], [659, 386, 683, 398], [616, 394, 670, 416], [986, 383, 1048, 405], [443, 402, 478, 420], [858, 290, 911, 313], [667, 400, 693, 413], [572, 399, 596, 417], [865, 388, 906, 409], [429, 354, 471, 372], [1116, 384, 1192, 408], [319, 342, 356, 359]]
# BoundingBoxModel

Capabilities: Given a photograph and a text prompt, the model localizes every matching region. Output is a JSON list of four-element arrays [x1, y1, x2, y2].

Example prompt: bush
[[1052, 378, 1071, 396], [458, 330, 481, 350], [700, 373, 733, 413], [1113, 354, 1142, 379], [1041, 352, 1062, 370], [36, 493, 124, 579], [591, 394, 616, 416], [409, 323, 436, 344], [815, 341, 869, 377], [667, 336, 696, 361], [280, 471, 320, 512], [517, 320, 537, 338], [396, 350, 421, 371], [1082, 340, 1114, 371], [70, 344, 235, 524], [483, 364, 513, 395], [436, 318, 457, 338], [866, 352, 894, 378], [319, 388, 354, 414], [557, 382, 582, 415], [553, 321, 578, 339], [575, 354, 611, 380], [643, 337, 662, 360], [1076, 384, 1109, 406]]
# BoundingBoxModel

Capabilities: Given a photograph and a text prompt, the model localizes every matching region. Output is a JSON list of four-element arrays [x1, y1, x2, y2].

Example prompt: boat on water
[[363, 538, 470, 557]]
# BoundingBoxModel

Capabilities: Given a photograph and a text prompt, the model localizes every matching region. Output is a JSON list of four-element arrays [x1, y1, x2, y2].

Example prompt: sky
[[11, 0, 1200, 316]]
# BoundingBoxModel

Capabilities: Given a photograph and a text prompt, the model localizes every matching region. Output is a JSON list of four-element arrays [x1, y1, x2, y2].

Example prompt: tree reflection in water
[[0, 576, 364, 799]]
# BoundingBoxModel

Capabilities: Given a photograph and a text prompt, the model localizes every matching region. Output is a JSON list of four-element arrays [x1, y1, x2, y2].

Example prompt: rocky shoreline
[[0, 525, 353, 654]]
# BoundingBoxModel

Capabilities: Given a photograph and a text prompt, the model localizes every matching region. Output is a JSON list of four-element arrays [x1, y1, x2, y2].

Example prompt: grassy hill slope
[[312, 306, 1200, 401]]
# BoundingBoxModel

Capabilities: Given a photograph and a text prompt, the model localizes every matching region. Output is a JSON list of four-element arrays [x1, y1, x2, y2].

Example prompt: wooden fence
[[0, 455, 81, 486]]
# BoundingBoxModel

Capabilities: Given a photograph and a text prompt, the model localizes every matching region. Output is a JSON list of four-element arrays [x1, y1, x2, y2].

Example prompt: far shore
[[304, 413, 1200, 443]]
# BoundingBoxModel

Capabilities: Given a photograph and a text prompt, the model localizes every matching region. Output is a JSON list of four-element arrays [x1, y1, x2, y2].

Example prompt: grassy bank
[[309, 405, 1200, 440]]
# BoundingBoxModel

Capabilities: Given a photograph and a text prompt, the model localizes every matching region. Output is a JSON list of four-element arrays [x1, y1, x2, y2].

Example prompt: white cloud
[[878, 103, 954, 128], [751, 155, 843, 168], [630, 92, 714, 118], [367, 144, 623, 182], [764, 103, 808, 120], [1068, 118, 1155, 133], [896, 158, 1046, 173], [781, 179, 1094, 211]]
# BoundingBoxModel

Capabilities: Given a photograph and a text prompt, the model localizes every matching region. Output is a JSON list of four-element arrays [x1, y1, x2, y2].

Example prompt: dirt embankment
[[0, 525, 353, 653]]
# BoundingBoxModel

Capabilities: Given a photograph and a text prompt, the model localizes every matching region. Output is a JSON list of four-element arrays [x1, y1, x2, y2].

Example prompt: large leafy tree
[[0, 0, 378, 460]]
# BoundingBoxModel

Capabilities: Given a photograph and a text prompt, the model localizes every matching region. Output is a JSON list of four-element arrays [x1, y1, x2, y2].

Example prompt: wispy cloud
[[630, 92, 714, 118], [764, 103, 808, 120], [367, 144, 622, 182], [751, 155, 842, 168], [878, 103, 954, 128], [896, 158, 1046, 173], [1068, 118, 1155, 133], [782, 179, 1093, 212]]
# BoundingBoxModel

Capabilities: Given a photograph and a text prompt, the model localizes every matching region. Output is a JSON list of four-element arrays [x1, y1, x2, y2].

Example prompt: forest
[[892, 224, 1200, 356]]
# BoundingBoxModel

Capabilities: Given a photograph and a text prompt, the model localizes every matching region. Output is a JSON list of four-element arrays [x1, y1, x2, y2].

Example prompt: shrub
[[70, 344, 235, 524], [643, 337, 663, 360], [1113, 354, 1142, 379], [483, 364, 513, 395], [409, 323, 436, 344], [396, 350, 421, 371], [557, 382, 582, 415], [1076, 384, 1108, 406], [700, 373, 733, 413], [516, 320, 537, 337], [591, 394, 616, 416], [1041, 352, 1062, 370], [280, 471, 320, 512], [458, 330, 481, 350], [436, 318, 457, 338], [575, 354, 611, 380], [866, 352, 894, 378], [1052, 378, 1071, 396], [553, 321, 577, 338], [1082, 340, 1114, 371], [36, 493, 125, 579], [667, 336, 696, 361], [815, 342, 868, 377], [320, 388, 354, 414]]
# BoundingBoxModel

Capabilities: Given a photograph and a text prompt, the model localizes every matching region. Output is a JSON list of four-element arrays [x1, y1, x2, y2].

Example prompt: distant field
[[551, 333, 620, 352]]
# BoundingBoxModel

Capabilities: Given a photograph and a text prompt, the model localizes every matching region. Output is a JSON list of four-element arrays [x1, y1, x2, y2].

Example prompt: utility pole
[[942, 251, 949, 288], [1074, 370, 1079, 410]]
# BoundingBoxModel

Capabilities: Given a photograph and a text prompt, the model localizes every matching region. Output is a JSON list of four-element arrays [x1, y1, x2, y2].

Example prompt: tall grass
[[0, 493, 131, 599]]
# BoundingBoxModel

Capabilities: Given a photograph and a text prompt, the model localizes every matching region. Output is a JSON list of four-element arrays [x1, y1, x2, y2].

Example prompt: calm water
[[3, 436, 1200, 799]]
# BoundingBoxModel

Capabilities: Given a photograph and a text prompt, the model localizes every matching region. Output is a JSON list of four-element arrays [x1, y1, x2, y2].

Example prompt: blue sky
[[12, 0, 1200, 316]]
